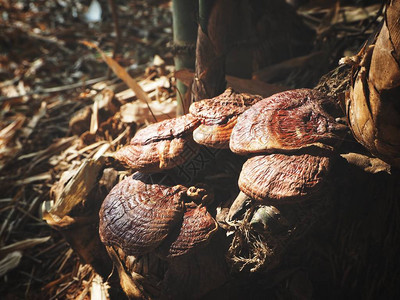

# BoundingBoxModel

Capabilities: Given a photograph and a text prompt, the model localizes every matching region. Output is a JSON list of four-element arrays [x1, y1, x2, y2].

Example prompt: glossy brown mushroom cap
[[115, 137, 199, 173], [132, 114, 200, 143], [157, 204, 218, 258], [192, 118, 237, 149], [238, 153, 331, 203], [189, 88, 262, 148], [189, 88, 263, 125], [115, 114, 201, 172], [99, 173, 186, 256], [230, 89, 347, 155]]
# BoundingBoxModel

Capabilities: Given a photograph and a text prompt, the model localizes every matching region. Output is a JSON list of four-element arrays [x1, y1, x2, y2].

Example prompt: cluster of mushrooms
[[98, 87, 348, 297]]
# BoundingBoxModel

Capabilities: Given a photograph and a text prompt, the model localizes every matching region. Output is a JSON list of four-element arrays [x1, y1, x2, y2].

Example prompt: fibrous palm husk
[[347, 0, 400, 168]]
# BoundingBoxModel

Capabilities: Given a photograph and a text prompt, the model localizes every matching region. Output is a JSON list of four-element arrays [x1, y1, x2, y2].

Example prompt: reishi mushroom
[[228, 89, 344, 217], [115, 114, 201, 173], [189, 88, 262, 148], [99, 172, 186, 256], [238, 153, 331, 203], [230, 88, 347, 155], [157, 203, 218, 258], [99, 172, 218, 259], [99, 87, 351, 298]]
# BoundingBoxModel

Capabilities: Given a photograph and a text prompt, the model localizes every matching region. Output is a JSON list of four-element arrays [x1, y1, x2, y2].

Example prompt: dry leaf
[[90, 274, 109, 300], [114, 76, 170, 103], [15, 172, 52, 185], [18, 136, 76, 173], [0, 116, 25, 144], [21, 101, 47, 138], [81, 41, 153, 106], [174, 69, 193, 87], [42, 213, 76, 227], [0, 115, 25, 170], [95, 88, 116, 112], [0, 236, 51, 257], [0, 251, 22, 277], [120, 99, 176, 124], [69, 106, 92, 135], [90, 96, 99, 134], [341, 153, 391, 174], [45, 157, 105, 220]]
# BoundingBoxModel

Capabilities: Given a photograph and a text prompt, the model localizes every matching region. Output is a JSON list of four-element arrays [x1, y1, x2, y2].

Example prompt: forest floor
[[0, 0, 381, 299]]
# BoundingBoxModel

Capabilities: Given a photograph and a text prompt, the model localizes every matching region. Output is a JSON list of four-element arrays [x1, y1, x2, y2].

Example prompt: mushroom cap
[[132, 114, 200, 143], [115, 137, 199, 173], [230, 89, 347, 155], [189, 88, 262, 148], [192, 118, 237, 149], [115, 114, 200, 172], [99, 172, 186, 256], [157, 203, 218, 258], [189, 88, 263, 124], [238, 153, 331, 203]]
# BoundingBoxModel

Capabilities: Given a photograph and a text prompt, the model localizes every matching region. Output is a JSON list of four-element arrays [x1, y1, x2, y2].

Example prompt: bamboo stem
[[172, 0, 198, 115]]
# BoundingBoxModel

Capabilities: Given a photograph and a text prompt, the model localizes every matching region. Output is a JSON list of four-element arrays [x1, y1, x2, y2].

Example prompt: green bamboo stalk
[[172, 0, 198, 115]]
